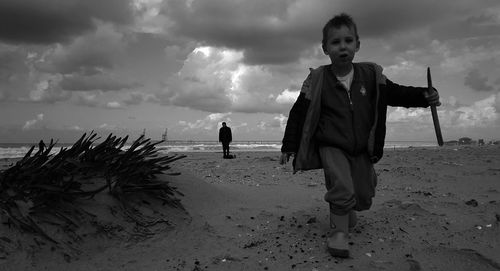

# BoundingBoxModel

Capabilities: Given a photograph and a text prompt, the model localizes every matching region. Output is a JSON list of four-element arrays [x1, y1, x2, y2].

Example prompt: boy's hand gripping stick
[[427, 67, 444, 146]]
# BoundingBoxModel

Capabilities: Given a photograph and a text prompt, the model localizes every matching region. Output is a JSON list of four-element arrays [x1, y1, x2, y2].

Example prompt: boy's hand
[[424, 87, 441, 106], [280, 152, 295, 165]]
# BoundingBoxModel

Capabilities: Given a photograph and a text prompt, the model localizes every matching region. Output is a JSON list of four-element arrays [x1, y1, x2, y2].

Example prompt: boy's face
[[323, 25, 360, 66]]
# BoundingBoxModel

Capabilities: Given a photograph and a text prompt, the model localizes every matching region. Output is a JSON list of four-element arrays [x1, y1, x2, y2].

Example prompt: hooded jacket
[[281, 62, 430, 172]]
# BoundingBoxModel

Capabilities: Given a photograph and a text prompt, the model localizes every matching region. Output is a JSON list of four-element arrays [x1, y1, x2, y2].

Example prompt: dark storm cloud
[[122, 93, 145, 106], [151, 80, 232, 113], [162, 0, 499, 65], [340, 0, 447, 37], [0, 47, 31, 99], [162, 0, 317, 65], [60, 74, 140, 91], [0, 0, 134, 44], [324, 0, 499, 42], [0, 48, 29, 82], [430, 13, 500, 41], [339, 0, 500, 53], [151, 90, 232, 113], [464, 70, 494, 92], [35, 49, 116, 75], [35, 24, 125, 76], [172, 90, 232, 113]]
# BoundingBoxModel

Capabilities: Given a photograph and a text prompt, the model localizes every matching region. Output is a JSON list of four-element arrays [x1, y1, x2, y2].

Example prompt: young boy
[[280, 13, 440, 258]]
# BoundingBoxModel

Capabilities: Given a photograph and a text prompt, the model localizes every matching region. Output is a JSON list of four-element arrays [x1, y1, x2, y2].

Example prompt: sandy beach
[[1, 146, 500, 271]]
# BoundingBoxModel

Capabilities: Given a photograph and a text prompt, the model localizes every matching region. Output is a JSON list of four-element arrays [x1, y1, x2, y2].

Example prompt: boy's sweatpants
[[318, 146, 377, 215]]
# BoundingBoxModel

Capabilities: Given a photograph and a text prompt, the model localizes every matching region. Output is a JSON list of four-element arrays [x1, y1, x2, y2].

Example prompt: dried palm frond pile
[[0, 132, 186, 243]]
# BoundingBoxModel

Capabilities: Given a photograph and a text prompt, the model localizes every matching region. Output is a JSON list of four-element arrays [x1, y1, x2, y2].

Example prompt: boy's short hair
[[322, 13, 359, 48]]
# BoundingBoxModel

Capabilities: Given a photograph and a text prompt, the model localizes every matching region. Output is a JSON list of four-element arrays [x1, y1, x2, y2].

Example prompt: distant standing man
[[219, 122, 232, 158]]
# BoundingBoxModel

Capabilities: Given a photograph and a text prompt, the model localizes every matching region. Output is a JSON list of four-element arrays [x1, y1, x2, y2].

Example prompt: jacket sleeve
[[384, 79, 430, 108], [281, 71, 313, 153], [281, 93, 310, 153]]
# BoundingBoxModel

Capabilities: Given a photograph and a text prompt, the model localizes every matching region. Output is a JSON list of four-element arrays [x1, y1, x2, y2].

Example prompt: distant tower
[[161, 128, 168, 141]]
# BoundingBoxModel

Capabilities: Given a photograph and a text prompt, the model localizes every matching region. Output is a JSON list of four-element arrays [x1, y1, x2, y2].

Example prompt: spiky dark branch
[[0, 132, 185, 242]]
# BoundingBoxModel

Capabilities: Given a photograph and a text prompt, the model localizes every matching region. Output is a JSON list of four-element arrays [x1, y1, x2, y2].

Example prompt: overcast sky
[[1, 0, 499, 143]]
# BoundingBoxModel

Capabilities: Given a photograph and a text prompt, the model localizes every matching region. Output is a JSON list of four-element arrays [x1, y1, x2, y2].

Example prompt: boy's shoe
[[327, 231, 349, 258], [327, 213, 350, 258], [348, 210, 357, 232]]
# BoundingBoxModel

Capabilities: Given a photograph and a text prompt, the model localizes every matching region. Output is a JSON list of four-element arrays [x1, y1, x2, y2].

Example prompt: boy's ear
[[322, 44, 328, 55], [355, 40, 361, 52]]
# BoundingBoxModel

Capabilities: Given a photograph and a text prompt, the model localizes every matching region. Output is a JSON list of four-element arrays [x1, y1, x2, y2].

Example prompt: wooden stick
[[427, 67, 444, 146]]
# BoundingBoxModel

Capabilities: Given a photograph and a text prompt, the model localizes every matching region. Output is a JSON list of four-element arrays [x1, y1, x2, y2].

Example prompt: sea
[[0, 140, 438, 159]]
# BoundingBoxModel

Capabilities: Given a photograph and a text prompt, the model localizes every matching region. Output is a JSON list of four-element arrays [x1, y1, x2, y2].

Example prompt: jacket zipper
[[345, 88, 357, 153], [346, 88, 353, 110]]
